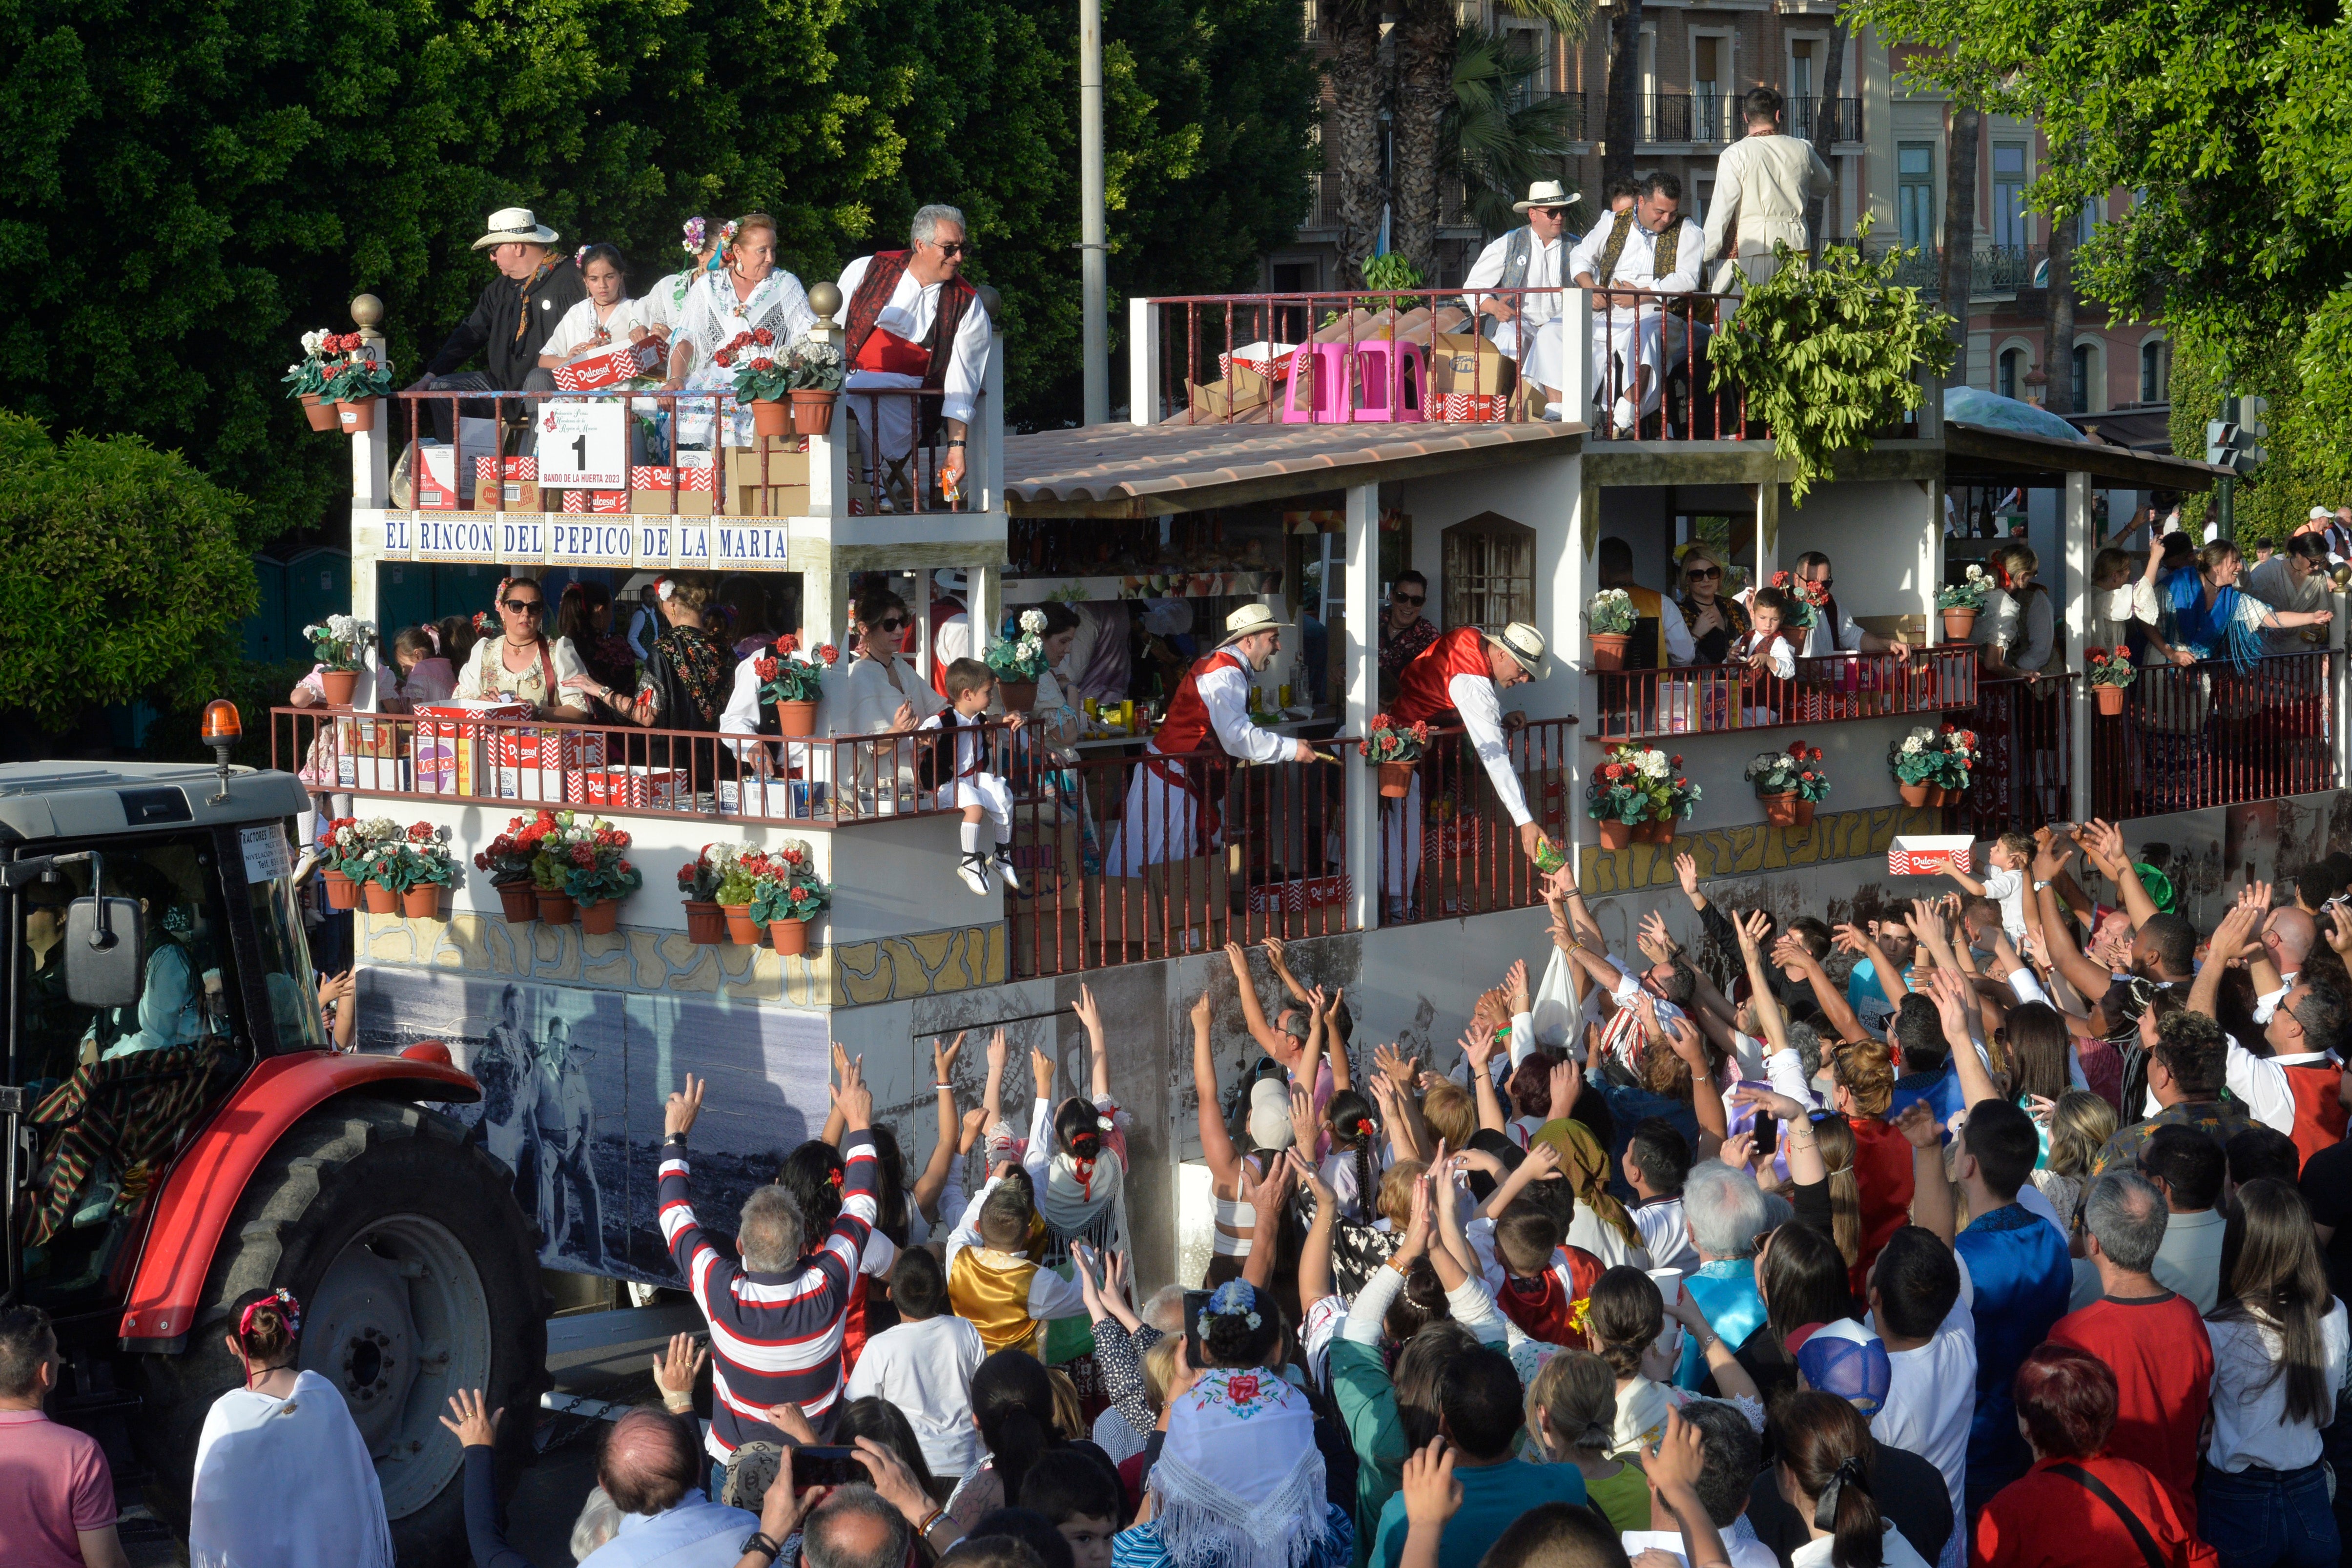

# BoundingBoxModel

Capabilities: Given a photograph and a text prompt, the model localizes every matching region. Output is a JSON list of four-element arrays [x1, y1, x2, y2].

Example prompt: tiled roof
[[1003, 419, 1584, 515]]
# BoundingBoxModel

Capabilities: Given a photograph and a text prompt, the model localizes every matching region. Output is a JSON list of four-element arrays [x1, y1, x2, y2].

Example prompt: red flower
[[1674, 776, 1688, 788], [407, 822, 434, 842], [751, 328, 775, 346], [1940, 723, 1955, 734], [570, 845, 595, 867], [2113, 645, 2130, 659], [817, 643, 839, 664], [755, 657, 780, 679], [1225, 1373, 1262, 1403], [1809, 747, 1822, 761], [1371, 713, 1391, 731], [677, 864, 695, 885], [783, 847, 805, 863], [1669, 754, 1682, 767], [749, 356, 776, 371], [714, 350, 735, 368], [1411, 722, 1429, 741], [776, 633, 802, 656], [618, 860, 633, 874]]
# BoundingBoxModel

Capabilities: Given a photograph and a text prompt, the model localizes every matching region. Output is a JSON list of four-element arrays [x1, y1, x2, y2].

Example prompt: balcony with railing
[[1858, 241, 2050, 300]]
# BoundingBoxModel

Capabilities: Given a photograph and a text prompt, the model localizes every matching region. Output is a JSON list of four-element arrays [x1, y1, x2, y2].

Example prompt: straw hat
[[1218, 602, 1294, 645], [472, 206, 561, 250], [1491, 621, 1549, 679], [1513, 180, 1581, 214]]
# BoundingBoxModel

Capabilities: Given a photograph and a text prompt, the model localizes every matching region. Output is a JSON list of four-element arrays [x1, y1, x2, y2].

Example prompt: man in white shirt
[[843, 1249, 987, 1477], [835, 204, 993, 506], [1701, 87, 1832, 293], [1460, 178, 1580, 376], [2245, 534, 2334, 655], [1382, 621, 1552, 913], [1867, 1230, 1975, 1568], [1558, 171, 1707, 435]]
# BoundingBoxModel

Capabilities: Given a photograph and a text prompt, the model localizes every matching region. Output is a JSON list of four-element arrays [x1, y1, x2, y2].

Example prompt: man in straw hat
[[1107, 603, 1321, 876], [1461, 179, 1583, 376], [1382, 621, 1552, 916], [410, 207, 586, 432]]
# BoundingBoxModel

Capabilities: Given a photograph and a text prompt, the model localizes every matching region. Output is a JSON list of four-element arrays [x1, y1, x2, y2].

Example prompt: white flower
[[301, 330, 324, 354], [1900, 736, 1924, 754], [1019, 608, 1047, 635], [1964, 564, 1986, 582], [1637, 751, 1668, 779]]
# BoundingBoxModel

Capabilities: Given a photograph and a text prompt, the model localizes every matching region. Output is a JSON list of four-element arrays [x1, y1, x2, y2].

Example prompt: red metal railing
[[1380, 717, 1577, 928], [389, 386, 964, 516], [1143, 286, 1760, 439], [2089, 652, 2338, 818], [1589, 649, 1979, 741], [1955, 674, 2074, 834], [272, 705, 1018, 826]]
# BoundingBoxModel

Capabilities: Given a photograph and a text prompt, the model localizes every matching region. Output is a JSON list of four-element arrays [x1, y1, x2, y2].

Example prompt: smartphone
[[1181, 1288, 1212, 1370], [791, 1446, 868, 1491], [1755, 1113, 1778, 1160]]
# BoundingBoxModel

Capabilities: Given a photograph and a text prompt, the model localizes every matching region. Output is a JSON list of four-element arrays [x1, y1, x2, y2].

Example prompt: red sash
[[856, 328, 933, 378], [1145, 651, 1247, 848], [2284, 1061, 2349, 1170], [928, 598, 966, 697], [1496, 1244, 1607, 1345]]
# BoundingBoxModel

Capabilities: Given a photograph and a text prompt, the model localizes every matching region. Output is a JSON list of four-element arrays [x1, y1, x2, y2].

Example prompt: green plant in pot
[[751, 839, 829, 956]]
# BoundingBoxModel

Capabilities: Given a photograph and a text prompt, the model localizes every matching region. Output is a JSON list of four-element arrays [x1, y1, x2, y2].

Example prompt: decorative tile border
[[1574, 804, 1945, 894], [833, 926, 1006, 1005]]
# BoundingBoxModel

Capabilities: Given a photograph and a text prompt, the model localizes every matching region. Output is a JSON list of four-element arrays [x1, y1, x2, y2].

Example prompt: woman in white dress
[[831, 586, 945, 806], [536, 244, 652, 377], [452, 576, 596, 721], [189, 1287, 393, 1568], [661, 211, 815, 449]]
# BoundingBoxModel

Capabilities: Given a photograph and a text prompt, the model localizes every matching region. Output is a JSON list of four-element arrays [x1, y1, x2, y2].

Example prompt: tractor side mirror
[[65, 896, 146, 1008]]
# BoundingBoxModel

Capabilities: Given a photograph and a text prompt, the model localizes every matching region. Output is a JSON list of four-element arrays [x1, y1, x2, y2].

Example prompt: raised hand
[[1731, 1084, 1806, 1123], [1190, 989, 1214, 1030], [987, 1027, 1009, 1075], [2329, 905, 2352, 958], [1663, 1014, 1708, 1067], [1030, 1043, 1057, 1100], [1639, 910, 1678, 957], [1674, 852, 1700, 901], [1289, 1081, 1320, 1156], [1264, 934, 1290, 973], [665, 1073, 706, 1138], [651, 1332, 707, 1398], [2080, 818, 2129, 875], [1072, 983, 1103, 1037], [1893, 1098, 1944, 1150], [1720, 1129, 1757, 1172], [1735, 908, 1772, 953], [1546, 1053, 1583, 1119], [1400, 1437, 1463, 1532], [1285, 1146, 1336, 1205], [1504, 960, 1530, 1015], [1374, 1041, 1418, 1089], [1519, 1139, 1563, 1183], [438, 1388, 502, 1449], [833, 1052, 872, 1131], [1460, 1018, 1500, 1071], [933, 1032, 967, 1084], [1542, 864, 1579, 904]]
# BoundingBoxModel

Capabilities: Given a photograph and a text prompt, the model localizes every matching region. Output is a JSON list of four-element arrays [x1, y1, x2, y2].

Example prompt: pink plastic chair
[[1351, 340, 1426, 423], [1281, 342, 1355, 424]]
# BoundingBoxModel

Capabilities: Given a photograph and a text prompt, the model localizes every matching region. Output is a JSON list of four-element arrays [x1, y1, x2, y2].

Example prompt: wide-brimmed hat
[[472, 206, 561, 250], [1218, 602, 1293, 645], [1513, 180, 1581, 213], [933, 568, 969, 594], [1491, 621, 1549, 679]]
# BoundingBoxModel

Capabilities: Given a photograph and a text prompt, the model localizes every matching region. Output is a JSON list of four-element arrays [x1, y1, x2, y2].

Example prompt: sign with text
[[714, 522, 791, 568], [536, 401, 628, 488], [672, 523, 710, 567], [548, 519, 636, 568], [1889, 836, 1974, 877], [406, 514, 544, 562]]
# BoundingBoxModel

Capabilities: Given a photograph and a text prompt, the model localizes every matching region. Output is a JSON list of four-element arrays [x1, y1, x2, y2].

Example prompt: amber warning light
[[204, 699, 242, 804]]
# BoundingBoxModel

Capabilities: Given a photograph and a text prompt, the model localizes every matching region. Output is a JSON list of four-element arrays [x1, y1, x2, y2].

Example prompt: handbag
[[2046, 1462, 2215, 1568]]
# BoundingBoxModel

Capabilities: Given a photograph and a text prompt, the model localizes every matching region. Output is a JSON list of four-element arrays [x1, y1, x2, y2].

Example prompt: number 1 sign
[[536, 402, 628, 488]]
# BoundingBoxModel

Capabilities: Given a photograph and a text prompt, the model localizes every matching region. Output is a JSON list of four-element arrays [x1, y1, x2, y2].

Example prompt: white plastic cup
[[1649, 1266, 1687, 1357]]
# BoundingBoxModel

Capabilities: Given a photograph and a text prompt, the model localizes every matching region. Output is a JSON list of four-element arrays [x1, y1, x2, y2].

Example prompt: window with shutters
[[1442, 514, 1536, 631]]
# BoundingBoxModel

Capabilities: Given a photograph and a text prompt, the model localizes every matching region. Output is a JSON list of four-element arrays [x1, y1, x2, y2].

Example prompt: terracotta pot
[[1794, 799, 1816, 826], [1589, 633, 1631, 671], [1899, 781, 1931, 807], [337, 396, 377, 433], [1941, 608, 1978, 643], [321, 869, 359, 910], [1761, 791, 1800, 826], [299, 392, 339, 432], [751, 398, 791, 437], [1378, 760, 1416, 798], [1635, 819, 1675, 846], [2094, 683, 2126, 715], [774, 700, 818, 738], [722, 903, 761, 945], [536, 890, 576, 925], [362, 880, 396, 914], [684, 900, 728, 944], [789, 390, 837, 437], [496, 881, 538, 923], [996, 681, 1038, 715], [580, 899, 619, 935], [1596, 819, 1633, 851], [1926, 784, 1950, 807], [401, 885, 441, 919], [319, 669, 360, 706], [768, 917, 809, 955]]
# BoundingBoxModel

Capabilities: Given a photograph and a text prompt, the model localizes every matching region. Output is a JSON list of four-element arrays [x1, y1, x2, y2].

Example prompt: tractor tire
[[138, 1095, 548, 1566]]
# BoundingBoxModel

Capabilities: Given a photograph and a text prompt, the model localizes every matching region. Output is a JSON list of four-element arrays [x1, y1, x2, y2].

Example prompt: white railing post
[[979, 324, 1006, 515], [1559, 289, 1592, 426], [2063, 470, 2094, 823], [1129, 295, 1160, 427], [970, 565, 1002, 662], [1342, 483, 1379, 931], [349, 295, 390, 631]]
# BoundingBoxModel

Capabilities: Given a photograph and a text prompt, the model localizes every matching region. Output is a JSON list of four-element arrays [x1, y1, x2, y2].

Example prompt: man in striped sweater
[[660, 1064, 878, 1473]]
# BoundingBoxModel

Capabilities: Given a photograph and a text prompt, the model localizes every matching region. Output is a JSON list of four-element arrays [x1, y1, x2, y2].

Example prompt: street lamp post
[[1080, 0, 1108, 426]]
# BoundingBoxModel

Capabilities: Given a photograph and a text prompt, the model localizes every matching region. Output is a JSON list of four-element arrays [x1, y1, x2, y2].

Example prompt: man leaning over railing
[[1381, 622, 1552, 921]]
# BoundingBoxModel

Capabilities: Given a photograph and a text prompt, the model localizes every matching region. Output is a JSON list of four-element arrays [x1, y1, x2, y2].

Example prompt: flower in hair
[[576, 245, 589, 268], [1198, 1278, 1263, 1333], [682, 216, 707, 252], [826, 1168, 844, 1189]]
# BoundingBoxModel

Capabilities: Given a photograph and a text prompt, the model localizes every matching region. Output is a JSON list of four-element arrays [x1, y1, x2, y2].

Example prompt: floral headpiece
[[682, 216, 708, 254], [575, 245, 589, 268], [1197, 1278, 1263, 1335], [239, 1287, 303, 1342]]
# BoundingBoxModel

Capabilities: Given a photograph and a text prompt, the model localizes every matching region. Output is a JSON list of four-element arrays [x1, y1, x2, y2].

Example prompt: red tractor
[[3, 752, 545, 1563]]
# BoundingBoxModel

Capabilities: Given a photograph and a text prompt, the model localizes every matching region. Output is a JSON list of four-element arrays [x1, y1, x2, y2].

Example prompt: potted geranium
[[386, 822, 455, 919], [750, 838, 830, 955], [1586, 743, 1696, 851], [1937, 563, 1989, 642], [1933, 724, 1979, 804], [985, 612, 1053, 712], [756, 635, 838, 736], [2086, 644, 2136, 715], [303, 614, 376, 706], [320, 816, 372, 909], [1587, 589, 1637, 670], [784, 332, 848, 437], [320, 334, 393, 432], [562, 817, 642, 936], [345, 816, 405, 914], [715, 329, 792, 436], [1359, 714, 1430, 797], [677, 846, 734, 944], [473, 813, 550, 923], [1891, 724, 1976, 807], [530, 811, 589, 924], [714, 847, 767, 945], [1770, 570, 1824, 634], [284, 330, 340, 431], [1891, 726, 1940, 807], [1744, 742, 1829, 827]]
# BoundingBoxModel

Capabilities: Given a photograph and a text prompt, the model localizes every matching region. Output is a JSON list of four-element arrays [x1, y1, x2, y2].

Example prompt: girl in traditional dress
[[1021, 985, 1130, 1261], [537, 243, 652, 374]]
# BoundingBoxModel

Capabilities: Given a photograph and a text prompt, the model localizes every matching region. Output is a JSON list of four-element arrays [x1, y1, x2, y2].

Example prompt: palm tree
[[1321, 0, 1385, 287], [1448, 25, 1579, 237]]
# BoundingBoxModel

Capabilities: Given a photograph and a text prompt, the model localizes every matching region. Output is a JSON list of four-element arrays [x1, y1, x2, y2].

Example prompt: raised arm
[[1776, 932, 1868, 1043], [982, 1027, 1009, 1136], [911, 1034, 966, 1221], [2190, 896, 2265, 1019], [1462, 1022, 1507, 1133], [1924, 968, 2001, 1110], [2080, 819, 2160, 931], [1290, 1149, 1339, 1304], [1546, 864, 1606, 952], [1663, 1015, 1727, 1141], [1263, 935, 1314, 1008], [1475, 1137, 1562, 1220], [1189, 991, 1245, 1188], [1323, 988, 1353, 1091], [1223, 940, 1286, 1057], [1240, 1154, 1296, 1294], [1836, 922, 1911, 1000], [1895, 1099, 1955, 1245], [820, 1041, 852, 1146], [1072, 984, 1112, 1103]]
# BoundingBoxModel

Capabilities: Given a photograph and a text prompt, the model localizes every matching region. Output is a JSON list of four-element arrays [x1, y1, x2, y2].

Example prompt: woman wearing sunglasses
[[454, 576, 596, 721], [1675, 544, 1749, 665]]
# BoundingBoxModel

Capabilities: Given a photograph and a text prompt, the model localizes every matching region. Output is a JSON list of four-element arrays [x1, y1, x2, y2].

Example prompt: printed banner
[[1889, 835, 1974, 876]]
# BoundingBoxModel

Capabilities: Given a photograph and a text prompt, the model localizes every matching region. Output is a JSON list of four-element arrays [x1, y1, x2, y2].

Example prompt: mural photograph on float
[[353, 970, 830, 1280]]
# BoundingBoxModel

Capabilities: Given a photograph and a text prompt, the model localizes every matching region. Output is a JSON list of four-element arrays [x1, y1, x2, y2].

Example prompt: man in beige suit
[[1703, 87, 1833, 291]]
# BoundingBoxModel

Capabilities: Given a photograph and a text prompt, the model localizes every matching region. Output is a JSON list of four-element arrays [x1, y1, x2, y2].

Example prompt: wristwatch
[[740, 1531, 783, 1563]]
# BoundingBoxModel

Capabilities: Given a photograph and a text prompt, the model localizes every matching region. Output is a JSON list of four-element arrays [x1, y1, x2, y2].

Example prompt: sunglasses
[[503, 598, 544, 613], [933, 241, 973, 257], [1686, 566, 1721, 580], [1393, 593, 1426, 606], [870, 615, 909, 633]]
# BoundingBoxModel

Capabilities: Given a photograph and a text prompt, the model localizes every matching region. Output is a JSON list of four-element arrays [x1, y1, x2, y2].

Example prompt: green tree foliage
[[2164, 328, 2342, 547], [0, 413, 259, 729], [0, 0, 1317, 540], [1447, 25, 1577, 237]]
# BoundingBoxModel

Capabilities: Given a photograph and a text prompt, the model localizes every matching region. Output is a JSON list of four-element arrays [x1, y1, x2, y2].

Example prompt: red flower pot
[[496, 881, 538, 923], [537, 890, 576, 925], [362, 880, 396, 914], [319, 669, 360, 706], [768, 918, 809, 956], [1760, 791, 1800, 826], [1899, 782, 1931, 807], [1794, 799, 1816, 826], [722, 903, 760, 945], [1589, 633, 1630, 671], [321, 869, 359, 910], [300, 393, 339, 432], [1941, 608, 1977, 644], [684, 900, 727, 944], [1378, 760, 1415, 798], [580, 899, 619, 935], [789, 390, 837, 437], [751, 398, 791, 437], [1596, 819, 1633, 851], [401, 885, 441, 919], [2094, 684, 2125, 716], [1635, 819, 1675, 845], [996, 682, 1037, 714], [774, 700, 817, 738], [337, 396, 378, 433]]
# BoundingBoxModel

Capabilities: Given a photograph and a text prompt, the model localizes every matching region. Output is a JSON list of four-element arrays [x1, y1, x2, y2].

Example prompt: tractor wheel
[[138, 1096, 547, 1565]]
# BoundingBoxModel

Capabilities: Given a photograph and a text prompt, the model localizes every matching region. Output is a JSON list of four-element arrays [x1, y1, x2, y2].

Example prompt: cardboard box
[[475, 455, 541, 511], [413, 701, 530, 796], [1428, 332, 1509, 397], [332, 716, 413, 792], [492, 728, 606, 772], [718, 777, 826, 819], [1890, 836, 1973, 876], [1245, 873, 1352, 914], [495, 765, 569, 803], [561, 489, 631, 514], [1218, 342, 1299, 382], [567, 765, 690, 811], [1084, 852, 1230, 945], [1188, 363, 1274, 422], [1434, 392, 1505, 423], [551, 342, 662, 392]]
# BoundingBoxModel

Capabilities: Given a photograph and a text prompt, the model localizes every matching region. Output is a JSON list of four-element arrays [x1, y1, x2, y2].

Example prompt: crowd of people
[[18, 813, 2348, 1568]]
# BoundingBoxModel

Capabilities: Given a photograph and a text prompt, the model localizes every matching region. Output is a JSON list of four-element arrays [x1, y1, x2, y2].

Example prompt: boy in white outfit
[[922, 657, 1026, 894]]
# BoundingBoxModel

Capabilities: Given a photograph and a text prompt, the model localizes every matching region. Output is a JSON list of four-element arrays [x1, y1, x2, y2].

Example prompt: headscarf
[[1150, 1362, 1335, 1568], [1528, 1116, 1642, 1252]]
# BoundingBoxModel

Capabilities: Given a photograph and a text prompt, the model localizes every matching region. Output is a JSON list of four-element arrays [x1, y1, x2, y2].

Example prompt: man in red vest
[[835, 204, 993, 507], [1106, 603, 1319, 876], [927, 568, 971, 698], [1383, 621, 1550, 913]]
